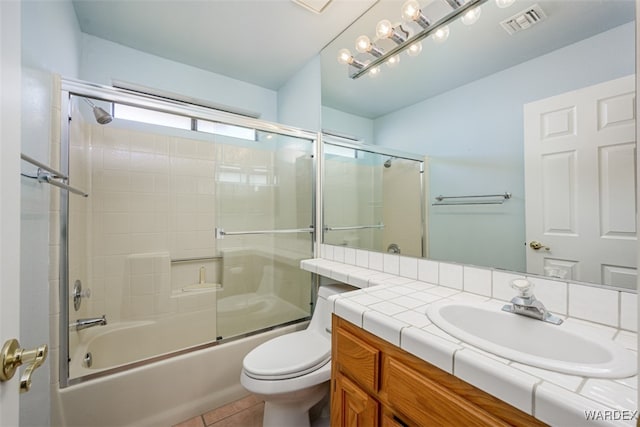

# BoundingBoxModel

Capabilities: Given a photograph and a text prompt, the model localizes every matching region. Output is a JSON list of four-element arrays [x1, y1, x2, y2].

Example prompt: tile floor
[[173, 395, 264, 427]]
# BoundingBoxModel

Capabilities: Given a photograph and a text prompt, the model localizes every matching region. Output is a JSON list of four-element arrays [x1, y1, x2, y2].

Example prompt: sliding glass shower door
[[212, 132, 315, 340]]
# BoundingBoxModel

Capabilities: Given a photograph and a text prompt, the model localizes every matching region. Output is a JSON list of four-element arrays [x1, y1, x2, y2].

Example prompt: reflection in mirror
[[322, 138, 425, 258], [321, 0, 636, 289]]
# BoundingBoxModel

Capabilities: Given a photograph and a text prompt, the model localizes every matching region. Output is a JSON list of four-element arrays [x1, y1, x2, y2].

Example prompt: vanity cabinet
[[331, 315, 547, 427]]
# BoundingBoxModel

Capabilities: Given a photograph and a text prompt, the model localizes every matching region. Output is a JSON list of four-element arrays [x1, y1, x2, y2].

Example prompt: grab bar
[[433, 192, 511, 206], [215, 227, 314, 239], [324, 224, 384, 231], [21, 153, 89, 198], [171, 256, 223, 263]]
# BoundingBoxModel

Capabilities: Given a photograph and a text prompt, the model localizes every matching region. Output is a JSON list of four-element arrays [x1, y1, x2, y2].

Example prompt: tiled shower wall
[[68, 119, 286, 323]]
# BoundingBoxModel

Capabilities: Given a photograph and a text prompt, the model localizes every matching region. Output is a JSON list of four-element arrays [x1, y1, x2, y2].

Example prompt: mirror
[[321, 0, 637, 289], [323, 138, 425, 258]]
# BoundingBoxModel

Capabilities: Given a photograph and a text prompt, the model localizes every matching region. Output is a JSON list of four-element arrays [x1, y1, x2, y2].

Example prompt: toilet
[[240, 283, 355, 427]]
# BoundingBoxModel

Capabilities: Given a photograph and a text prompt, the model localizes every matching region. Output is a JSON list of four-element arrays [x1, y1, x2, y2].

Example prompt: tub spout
[[70, 315, 107, 331]]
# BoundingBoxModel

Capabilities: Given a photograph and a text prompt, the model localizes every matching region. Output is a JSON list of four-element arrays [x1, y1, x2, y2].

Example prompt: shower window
[[64, 91, 315, 384]]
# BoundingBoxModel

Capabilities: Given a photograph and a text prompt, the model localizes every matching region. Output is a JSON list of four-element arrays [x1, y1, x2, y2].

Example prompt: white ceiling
[[72, 0, 634, 119], [72, 0, 378, 90], [322, 0, 636, 118]]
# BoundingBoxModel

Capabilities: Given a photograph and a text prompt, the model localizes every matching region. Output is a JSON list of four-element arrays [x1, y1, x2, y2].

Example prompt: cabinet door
[[332, 373, 379, 427]]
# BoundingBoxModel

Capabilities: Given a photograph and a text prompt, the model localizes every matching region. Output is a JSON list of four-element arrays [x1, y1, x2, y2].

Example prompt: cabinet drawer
[[335, 327, 380, 392], [385, 357, 509, 427]]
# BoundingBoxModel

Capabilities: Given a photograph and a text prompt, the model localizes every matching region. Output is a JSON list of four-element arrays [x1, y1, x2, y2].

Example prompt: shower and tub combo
[[50, 79, 425, 426]]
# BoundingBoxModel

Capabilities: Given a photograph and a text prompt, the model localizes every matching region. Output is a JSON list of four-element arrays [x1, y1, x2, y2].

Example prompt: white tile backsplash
[[399, 256, 418, 280], [620, 292, 637, 332], [569, 283, 619, 327], [355, 249, 369, 268], [383, 253, 400, 275], [417, 258, 439, 284], [463, 266, 492, 297], [439, 262, 463, 290], [527, 276, 568, 315], [369, 252, 384, 271]]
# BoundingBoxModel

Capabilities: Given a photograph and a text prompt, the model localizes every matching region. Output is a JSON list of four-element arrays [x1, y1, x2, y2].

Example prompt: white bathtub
[[69, 309, 218, 378], [55, 322, 306, 427]]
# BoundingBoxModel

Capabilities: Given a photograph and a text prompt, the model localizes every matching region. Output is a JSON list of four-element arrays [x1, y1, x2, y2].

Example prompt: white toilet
[[240, 283, 355, 427]]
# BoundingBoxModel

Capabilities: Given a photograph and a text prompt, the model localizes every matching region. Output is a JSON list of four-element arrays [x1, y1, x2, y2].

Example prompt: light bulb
[[337, 48, 353, 65], [355, 35, 384, 57], [376, 19, 393, 39], [386, 55, 400, 68], [368, 66, 381, 78], [355, 35, 371, 53], [461, 6, 481, 25], [495, 0, 515, 7], [337, 48, 365, 69], [407, 42, 422, 57], [431, 25, 450, 43], [401, 0, 421, 21], [401, 0, 431, 29]]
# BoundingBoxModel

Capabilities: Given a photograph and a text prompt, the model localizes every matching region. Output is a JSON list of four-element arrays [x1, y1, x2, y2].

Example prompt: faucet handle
[[510, 278, 533, 297]]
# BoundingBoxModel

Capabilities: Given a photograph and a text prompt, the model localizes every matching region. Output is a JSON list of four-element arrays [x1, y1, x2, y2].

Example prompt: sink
[[426, 300, 637, 378]]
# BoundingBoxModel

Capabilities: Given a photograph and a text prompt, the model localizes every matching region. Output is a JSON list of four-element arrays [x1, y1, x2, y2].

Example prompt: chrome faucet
[[502, 279, 563, 325], [70, 315, 107, 331]]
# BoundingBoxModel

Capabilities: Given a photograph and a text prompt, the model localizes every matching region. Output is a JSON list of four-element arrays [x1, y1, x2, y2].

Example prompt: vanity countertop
[[301, 257, 638, 426]]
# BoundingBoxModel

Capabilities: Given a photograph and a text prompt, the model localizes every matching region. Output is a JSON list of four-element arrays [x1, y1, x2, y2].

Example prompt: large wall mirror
[[320, 0, 637, 290]]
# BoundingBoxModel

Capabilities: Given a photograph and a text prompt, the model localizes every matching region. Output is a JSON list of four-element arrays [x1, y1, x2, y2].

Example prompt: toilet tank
[[309, 283, 357, 336]]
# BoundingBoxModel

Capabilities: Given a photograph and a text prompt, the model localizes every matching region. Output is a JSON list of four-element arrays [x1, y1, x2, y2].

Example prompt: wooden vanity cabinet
[[331, 315, 547, 427]]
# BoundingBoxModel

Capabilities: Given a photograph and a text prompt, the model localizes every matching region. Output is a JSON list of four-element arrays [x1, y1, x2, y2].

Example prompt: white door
[[1, 0, 22, 424], [524, 75, 637, 288]]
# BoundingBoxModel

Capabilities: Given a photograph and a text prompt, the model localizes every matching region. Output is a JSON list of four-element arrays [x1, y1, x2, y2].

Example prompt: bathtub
[[69, 309, 218, 378], [55, 321, 307, 427]]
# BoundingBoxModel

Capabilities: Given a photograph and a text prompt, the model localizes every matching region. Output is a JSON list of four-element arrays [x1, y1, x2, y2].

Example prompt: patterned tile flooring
[[173, 395, 264, 427]]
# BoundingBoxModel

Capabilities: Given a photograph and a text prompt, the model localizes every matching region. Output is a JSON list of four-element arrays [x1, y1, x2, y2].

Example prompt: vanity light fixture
[[355, 35, 384, 57], [339, 0, 515, 79], [431, 25, 450, 43], [387, 55, 401, 67], [337, 48, 365, 69], [495, 0, 515, 8], [375, 19, 409, 44], [401, 0, 432, 29], [461, 6, 482, 25]]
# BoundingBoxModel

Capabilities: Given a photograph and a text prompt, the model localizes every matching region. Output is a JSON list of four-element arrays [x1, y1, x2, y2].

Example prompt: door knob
[[529, 241, 550, 251], [1, 338, 48, 393]]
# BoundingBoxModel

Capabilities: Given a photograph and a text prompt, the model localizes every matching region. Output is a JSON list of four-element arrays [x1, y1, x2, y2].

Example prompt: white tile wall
[[439, 262, 463, 290], [569, 283, 619, 327], [463, 266, 492, 297]]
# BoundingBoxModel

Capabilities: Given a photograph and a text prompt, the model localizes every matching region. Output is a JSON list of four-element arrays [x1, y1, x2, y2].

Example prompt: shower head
[[383, 158, 393, 168], [83, 98, 113, 125]]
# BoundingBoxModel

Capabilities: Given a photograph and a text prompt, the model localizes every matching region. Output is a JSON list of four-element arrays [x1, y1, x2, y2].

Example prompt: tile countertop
[[301, 258, 639, 427]]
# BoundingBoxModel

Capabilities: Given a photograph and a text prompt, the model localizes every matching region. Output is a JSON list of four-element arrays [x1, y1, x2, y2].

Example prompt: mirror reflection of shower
[[82, 97, 113, 124]]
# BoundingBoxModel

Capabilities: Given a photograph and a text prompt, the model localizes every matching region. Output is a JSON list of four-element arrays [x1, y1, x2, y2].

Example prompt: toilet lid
[[243, 330, 331, 380]]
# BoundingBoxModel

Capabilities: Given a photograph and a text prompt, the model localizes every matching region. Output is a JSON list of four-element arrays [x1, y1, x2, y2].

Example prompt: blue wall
[[278, 55, 322, 131], [374, 22, 635, 271]]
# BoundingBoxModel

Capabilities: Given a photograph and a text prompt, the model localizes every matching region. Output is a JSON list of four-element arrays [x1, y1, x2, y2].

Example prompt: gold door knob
[[1, 338, 48, 393], [529, 241, 550, 251]]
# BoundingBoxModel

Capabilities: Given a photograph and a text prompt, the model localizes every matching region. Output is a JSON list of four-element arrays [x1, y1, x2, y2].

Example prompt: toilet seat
[[243, 330, 330, 380]]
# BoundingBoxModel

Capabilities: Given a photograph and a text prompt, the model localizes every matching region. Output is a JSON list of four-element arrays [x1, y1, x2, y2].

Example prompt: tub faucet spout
[[71, 315, 107, 331]]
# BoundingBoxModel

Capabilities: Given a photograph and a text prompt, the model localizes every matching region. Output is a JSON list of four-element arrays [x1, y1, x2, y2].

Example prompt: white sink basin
[[426, 300, 637, 378]]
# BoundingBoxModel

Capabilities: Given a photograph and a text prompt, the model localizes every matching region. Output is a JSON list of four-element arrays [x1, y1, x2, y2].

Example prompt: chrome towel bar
[[215, 227, 314, 239], [324, 224, 384, 231], [21, 153, 89, 198], [433, 192, 511, 206]]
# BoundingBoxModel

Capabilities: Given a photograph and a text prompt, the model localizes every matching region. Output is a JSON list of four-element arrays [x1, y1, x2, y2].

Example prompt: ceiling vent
[[291, 0, 334, 14], [500, 4, 547, 35]]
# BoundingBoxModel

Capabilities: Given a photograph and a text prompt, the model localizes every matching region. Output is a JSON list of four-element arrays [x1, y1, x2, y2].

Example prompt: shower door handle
[[0, 338, 48, 393]]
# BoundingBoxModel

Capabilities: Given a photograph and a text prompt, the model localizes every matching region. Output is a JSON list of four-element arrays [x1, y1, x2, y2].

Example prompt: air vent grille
[[501, 4, 547, 35]]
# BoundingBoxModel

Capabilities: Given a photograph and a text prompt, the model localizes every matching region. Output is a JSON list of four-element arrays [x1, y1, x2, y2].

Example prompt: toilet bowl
[[240, 283, 355, 427]]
